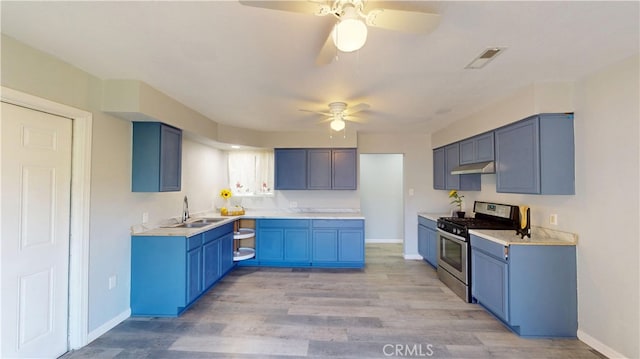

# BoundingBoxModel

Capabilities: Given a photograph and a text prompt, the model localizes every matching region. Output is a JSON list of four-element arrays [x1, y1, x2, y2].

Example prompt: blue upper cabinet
[[307, 149, 332, 189], [274, 149, 308, 190], [132, 122, 182, 192], [495, 114, 574, 194], [275, 148, 357, 190], [433, 143, 481, 191], [332, 149, 357, 190], [433, 147, 445, 190], [460, 132, 494, 164]]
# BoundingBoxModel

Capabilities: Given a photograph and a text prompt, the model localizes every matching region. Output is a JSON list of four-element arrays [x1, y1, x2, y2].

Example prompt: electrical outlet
[[142, 212, 149, 224], [289, 201, 298, 208], [108, 275, 117, 290], [549, 214, 558, 225]]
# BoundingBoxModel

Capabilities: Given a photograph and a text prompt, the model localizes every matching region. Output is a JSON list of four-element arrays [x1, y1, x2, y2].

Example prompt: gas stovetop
[[437, 201, 518, 238]]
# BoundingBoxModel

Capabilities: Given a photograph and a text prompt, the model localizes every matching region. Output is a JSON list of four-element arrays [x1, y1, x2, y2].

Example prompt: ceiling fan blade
[[299, 109, 332, 116], [238, 0, 326, 15], [366, 9, 441, 33], [316, 29, 336, 66], [346, 103, 370, 114], [345, 116, 368, 124]]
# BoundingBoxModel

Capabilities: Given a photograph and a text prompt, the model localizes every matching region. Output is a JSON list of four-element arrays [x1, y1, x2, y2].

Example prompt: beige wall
[[432, 55, 639, 358], [1, 35, 229, 334]]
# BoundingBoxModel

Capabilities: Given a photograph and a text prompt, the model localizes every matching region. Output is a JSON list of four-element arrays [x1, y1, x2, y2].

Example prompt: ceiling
[[1, 1, 638, 134]]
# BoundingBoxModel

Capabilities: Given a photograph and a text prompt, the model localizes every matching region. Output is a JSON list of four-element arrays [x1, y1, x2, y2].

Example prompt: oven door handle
[[437, 228, 467, 243]]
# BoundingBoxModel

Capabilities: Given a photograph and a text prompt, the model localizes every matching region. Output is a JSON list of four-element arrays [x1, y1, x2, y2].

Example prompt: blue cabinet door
[[444, 143, 460, 190], [220, 232, 234, 274], [274, 149, 307, 190], [307, 149, 332, 189], [417, 224, 428, 259], [203, 239, 220, 288], [132, 122, 182, 192], [312, 230, 339, 262], [284, 229, 310, 263], [332, 149, 357, 190], [418, 223, 438, 268], [426, 227, 438, 267], [159, 124, 182, 191], [471, 248, 509, 322], [460, 132, 494, 164], [433, 147, 445, 190], [258, 228, 285, 261], [496, 114, 574, 195], [495, 116, 540, 194], [444, 143, 481, 191], [186, 247, 203, 304], [338, 230, 364, 262]]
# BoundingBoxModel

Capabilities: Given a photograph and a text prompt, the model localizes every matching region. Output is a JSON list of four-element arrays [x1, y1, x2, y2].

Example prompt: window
[[227, 150, 274, 196]]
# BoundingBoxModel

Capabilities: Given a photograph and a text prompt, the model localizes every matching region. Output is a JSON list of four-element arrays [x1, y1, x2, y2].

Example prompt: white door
[[1, 102, 72, 358]]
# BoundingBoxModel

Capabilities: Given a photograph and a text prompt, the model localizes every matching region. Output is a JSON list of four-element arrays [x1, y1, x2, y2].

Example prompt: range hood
[[451, 161, 495, 175]]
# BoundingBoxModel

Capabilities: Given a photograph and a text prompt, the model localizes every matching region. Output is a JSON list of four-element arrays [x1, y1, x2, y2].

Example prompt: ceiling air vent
[[465, 47, 506, 69]]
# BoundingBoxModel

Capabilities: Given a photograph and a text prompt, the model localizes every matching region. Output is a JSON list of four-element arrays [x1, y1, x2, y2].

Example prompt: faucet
[[182, 196, 190, 223]]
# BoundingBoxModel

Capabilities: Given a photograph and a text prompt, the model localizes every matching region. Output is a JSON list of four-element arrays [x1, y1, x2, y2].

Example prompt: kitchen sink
[[196, 217, 226, 223], [174, 217, 227, 228], [175, 221, 210, 228]]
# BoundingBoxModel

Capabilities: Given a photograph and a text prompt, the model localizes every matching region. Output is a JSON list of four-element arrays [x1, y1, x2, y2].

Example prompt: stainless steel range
[[436, 201, 518, 302]]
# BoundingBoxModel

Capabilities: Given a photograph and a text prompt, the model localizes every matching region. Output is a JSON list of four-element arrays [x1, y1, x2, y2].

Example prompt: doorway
[[360, 154, 404, 243]]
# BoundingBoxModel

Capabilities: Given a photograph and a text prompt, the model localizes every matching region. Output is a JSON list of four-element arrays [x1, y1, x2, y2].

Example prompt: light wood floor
[[63, 244, 604, 358]]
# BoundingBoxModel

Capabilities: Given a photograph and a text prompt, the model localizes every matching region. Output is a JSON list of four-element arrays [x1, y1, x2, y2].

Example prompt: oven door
[[437, 229, 468, 285]]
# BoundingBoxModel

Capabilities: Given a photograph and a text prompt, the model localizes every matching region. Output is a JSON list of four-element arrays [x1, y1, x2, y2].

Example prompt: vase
[[456, 211, 465, 218]]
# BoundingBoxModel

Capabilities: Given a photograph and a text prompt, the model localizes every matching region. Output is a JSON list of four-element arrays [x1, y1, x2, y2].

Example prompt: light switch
[[409, 188, 414, 196]]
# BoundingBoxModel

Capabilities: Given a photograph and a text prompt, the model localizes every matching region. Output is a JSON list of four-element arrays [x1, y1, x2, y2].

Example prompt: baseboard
[[365, 238, 403, 243], [577, 329, 626, 359], [87, 308, 131, 344], [403, 254, 423, 260]]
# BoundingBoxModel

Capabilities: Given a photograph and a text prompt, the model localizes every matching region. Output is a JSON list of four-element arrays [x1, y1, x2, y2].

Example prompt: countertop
[[469, 227, 577, 246], [418, 212, 451, 221], [133, 211, 365, 237]]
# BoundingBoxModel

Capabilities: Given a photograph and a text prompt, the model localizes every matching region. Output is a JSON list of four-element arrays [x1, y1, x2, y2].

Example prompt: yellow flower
[[448, 190, 464, 210], [219, 188, 232, 200]]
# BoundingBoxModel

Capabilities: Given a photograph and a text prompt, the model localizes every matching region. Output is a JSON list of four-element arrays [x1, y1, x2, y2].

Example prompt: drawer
[[259, 219, 310, 228], [418, 216, 437, 230], [187, 234, 202, 251], [312, 219, 364, 229], [470, 234, 507, 261], [203, 222, 234, 244]]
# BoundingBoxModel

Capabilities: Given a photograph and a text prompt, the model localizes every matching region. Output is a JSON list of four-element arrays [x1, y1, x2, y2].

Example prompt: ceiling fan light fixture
[[330, 118, 346, 131], [332, 7, 367, 52]]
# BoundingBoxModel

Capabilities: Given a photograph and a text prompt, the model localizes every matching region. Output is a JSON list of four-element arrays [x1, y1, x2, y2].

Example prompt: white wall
[[435, 55, 639, 358]]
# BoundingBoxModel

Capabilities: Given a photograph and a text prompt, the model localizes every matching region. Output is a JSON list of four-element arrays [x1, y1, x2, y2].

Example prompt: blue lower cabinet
[[186, 246, 203, 304], [471, 234, 577, 337], [253, 219, 364, 268], [131, 222, 234, 317], [312, 219, 364, 268], [312, 230, 339, 262], [417, 216, 438, 268], [284, 229, 311, 264], [203, 239, 221, 288], [257, 228, 285, 262]]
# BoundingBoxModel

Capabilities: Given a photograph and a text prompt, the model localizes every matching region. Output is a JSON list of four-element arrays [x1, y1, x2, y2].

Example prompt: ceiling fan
[[299, 101, 370, 131], [238, 0, 441, 65]]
